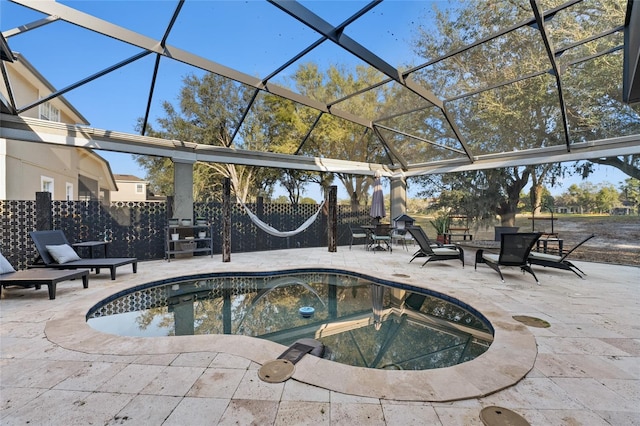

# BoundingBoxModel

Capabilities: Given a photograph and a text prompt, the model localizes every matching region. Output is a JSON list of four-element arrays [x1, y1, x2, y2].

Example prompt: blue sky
[[1, 0, 630, 201]]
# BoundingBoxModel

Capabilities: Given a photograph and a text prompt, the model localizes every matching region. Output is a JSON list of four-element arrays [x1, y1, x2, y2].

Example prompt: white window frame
[[66, 182, 74, 200], [135, 183, 144, 194], [39, 100, 60, 122], [41, 176, 54, 198]]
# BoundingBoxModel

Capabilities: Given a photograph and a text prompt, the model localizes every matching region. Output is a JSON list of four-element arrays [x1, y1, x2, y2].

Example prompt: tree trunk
[[499, 211, 517, 226], [350, 191, 359, 212], [496, 167, 531, 226], [530, 184, 543, 215]]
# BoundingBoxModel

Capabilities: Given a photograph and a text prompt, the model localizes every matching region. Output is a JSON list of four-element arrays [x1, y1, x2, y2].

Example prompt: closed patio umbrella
[[369, 170, 386, 224], [370, 284, 384, 331]]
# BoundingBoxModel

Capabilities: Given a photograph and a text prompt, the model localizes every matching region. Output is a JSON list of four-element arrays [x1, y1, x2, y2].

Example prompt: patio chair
[[1, 251, 89, 299], [30, 230, 137, 280], [406, 226, 464, 268], [475, 232, 542, 284], [348, 225, 368, 250], [391, 228, 416, 251], [368, 224, 393, 253], [528, 234, 595, 278]]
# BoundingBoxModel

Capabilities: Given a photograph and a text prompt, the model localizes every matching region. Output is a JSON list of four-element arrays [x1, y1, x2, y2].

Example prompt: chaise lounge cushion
[[0, 252, 16, 274], [46, 244, 81, 264]]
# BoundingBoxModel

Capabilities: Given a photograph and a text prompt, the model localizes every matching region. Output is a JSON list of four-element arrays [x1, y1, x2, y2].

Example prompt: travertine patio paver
[[1, 245, 638, 425]]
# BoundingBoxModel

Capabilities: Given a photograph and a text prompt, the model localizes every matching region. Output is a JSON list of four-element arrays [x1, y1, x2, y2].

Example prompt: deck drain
[[480, 406, 530, 426], [258, 340, 323, 383], [512, 315, 550, 328], [258, 359, 295, 383], [392, 273, 410, 278]]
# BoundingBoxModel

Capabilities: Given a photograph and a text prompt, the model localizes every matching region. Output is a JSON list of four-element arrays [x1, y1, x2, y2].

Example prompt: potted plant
[[430, 213, 450, 243]]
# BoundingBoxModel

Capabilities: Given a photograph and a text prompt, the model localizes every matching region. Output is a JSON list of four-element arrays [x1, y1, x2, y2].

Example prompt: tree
[[257, 89, 324, 204], [136, 73, 278, 203], [619, 178, 640, 212], [568, 183, 597, 213], [562, 182, 619, 213], [411, 0, 631, 224], [414, 167, 529, 226], [290, 63, 391, 209], [596, 184, 619, 213]]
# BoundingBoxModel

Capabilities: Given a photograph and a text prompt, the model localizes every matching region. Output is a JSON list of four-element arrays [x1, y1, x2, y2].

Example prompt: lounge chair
[[528, 234, 595, 278], [475, 232, 542, 284], [30, 230, 137, 280], [406, 226, 464, 268], [1, 251, 89, 299]]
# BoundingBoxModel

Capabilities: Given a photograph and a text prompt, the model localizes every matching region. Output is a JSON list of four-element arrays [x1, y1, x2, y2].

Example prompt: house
[[611, 206, 635, 215], [0, 52, 117, 201], [111, 174, 149, 202], [554, 206, 582, 214]]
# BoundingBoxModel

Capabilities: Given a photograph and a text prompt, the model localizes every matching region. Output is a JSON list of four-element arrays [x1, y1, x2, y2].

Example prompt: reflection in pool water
[[87, 270, 493, 370]]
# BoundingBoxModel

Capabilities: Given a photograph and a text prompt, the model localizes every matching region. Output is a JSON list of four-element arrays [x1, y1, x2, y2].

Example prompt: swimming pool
[[87, 269, 493, 370]]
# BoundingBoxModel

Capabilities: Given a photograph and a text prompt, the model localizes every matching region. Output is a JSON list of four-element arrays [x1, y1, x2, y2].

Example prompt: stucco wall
[[4, 140, 78, 200]]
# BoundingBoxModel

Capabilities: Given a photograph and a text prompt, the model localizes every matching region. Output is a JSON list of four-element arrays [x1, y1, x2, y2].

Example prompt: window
[[135, 183, 144, 194], [39, 101, 60, 122], [66, 182, 74, 200], [41, 176, 54, 198]]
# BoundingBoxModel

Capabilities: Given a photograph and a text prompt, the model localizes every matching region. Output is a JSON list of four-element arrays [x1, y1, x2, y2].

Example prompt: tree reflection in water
[[88, 271, 493, 370]]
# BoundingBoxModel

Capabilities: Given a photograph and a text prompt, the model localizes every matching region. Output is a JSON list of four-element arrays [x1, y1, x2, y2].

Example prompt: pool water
[[87, 270, 493, 370]]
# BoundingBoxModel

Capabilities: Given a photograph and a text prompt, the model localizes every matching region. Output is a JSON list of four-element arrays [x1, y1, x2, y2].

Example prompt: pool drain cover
[[258, 359, 295, 383], [512, 315, 550, 328], [480, 406, 530, 426]]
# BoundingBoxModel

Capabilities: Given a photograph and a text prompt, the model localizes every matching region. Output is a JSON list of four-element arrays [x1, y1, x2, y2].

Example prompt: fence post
[[35, 191, 52, 230], [222, 178, 231, 262], [256, 196, 264, 251], [167, 195, 174, 219], [328, 185, 337, 252]]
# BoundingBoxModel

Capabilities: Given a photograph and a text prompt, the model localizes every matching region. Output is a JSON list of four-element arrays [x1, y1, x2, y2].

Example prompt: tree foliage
[[410, 0, 635, 223], [291, 63, 391, 208], [135, 73, 281, 202]]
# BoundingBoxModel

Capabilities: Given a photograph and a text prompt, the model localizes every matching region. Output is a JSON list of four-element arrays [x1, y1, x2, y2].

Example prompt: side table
[[72, 241, 110, 258]]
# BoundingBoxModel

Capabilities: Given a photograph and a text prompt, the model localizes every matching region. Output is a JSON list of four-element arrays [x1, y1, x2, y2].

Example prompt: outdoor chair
[[391, 227, 416, 251], [406, 226, 464, 268], [1, 251, 89, 299], [528, 234, 595, 278], [475, 232, 542, 284], [348, 225, 368, 250], [367, 224, 393, 253], [30, 230, 137, 280]]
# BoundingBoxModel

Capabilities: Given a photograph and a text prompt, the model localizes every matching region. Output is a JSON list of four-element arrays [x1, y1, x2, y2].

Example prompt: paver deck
[[1, 245, 638, 425]]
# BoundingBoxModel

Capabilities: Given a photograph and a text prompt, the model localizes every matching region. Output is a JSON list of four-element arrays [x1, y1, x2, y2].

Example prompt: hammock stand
[[241, 201, 325, 247]]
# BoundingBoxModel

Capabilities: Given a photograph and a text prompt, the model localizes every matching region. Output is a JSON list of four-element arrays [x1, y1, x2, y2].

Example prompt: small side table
[[72, 241, 110, 258], [536, 238, 563, 256]]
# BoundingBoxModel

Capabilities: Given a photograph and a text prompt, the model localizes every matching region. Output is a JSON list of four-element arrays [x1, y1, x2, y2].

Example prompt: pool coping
[[44, 264, 537, 402]]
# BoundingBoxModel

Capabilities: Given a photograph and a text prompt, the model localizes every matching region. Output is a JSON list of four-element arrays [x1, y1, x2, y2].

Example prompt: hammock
[[241, 201, 325, 238]]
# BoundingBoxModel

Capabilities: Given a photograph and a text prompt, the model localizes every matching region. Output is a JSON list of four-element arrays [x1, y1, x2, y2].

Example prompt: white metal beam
[[2, 114, 638, 178]]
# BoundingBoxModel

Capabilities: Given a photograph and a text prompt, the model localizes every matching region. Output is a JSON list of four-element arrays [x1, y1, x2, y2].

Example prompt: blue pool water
[[87, 269, 493, 370]]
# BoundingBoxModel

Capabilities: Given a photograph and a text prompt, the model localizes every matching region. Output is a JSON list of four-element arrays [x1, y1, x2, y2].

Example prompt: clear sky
[[1, 0, 629, 202]]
